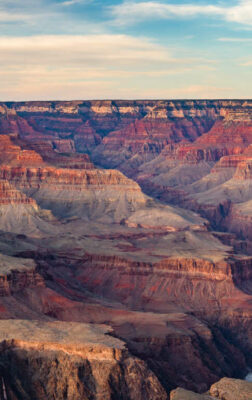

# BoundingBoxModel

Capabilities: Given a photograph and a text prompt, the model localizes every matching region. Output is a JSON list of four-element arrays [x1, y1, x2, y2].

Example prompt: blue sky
[[0, 0, 251, 100]]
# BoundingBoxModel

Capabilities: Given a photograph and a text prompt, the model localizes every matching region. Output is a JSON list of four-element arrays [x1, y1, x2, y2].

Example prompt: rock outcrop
[[170, 378, 252, 400], [170, 388, 213, 399], [0, 179, 57, 237], [174, 119, 252, 163], [0, 254, 44, 296], [0, 180, 35, 205], [0, 320, 166, 400], [0, 135, 43, 166], [210, 377, 252, 400]]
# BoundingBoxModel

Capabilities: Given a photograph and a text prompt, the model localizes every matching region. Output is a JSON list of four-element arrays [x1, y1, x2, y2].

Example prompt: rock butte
[[0, 100, 251, 399]]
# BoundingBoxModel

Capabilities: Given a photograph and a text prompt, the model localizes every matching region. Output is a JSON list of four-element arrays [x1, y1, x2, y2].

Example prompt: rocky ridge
[[0, 254, 43, 296]]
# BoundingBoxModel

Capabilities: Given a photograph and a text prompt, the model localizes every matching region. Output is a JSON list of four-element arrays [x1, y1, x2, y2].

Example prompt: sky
[[0, 0, 251, 100]]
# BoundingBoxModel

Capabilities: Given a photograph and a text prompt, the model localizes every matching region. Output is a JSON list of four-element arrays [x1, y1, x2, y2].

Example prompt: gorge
[[0, 100, 251, 399]]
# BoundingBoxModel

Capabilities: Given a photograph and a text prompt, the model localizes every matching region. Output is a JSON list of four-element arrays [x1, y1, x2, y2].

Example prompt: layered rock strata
[[0, 100, 251, 398], [0, 320, 166, 400], [0, 254, 44, 296]]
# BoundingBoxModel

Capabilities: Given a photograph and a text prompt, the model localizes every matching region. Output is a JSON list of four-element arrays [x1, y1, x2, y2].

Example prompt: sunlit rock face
[[0, 320, 166, 400], [0, 100, 251, 399], [171, 377, 252, 400]]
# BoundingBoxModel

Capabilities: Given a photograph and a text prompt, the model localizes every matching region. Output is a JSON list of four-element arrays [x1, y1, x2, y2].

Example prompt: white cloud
[[0, 34, 212, 67], [110, 1, 222, 25], [225, 0, 252, 25], [110, 0, 252, 26], [0, 34, 174, 66], [0, 34, 215, 100]]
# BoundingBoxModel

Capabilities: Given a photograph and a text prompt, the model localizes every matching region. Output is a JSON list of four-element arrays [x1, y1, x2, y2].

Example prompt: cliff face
[[0, 254, 44, 296], [174, 119, 252, 163], [0, 100, 250, 159], [0, 320, 166, 400], [0, 176, 57, 237], [92, 117, 210, 170], [0, 100, 251, 398], [19, 139, 95, 169], [30, 247, 250, 394], [0, 165, 148, 221], [0, 135, 43, 166], [0, 180, 35, 205], [74, 254, 244, 310]]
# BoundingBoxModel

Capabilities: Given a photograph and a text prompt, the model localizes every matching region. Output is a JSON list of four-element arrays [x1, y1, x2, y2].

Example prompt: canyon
[[0, 100, 251, 399]]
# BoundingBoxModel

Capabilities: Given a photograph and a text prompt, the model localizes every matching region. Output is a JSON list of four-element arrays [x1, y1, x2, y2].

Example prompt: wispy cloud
[[0, 34, 217, 100], [0, 0, 97, 34], [240, 60, 252, 66], [0, 11, 31, 22], [110, 1, 252, 27], [0, 34, 212, 66], [61, 0, 88, 6], [109, 2, 222, 25], [218, 37, 252, 42], [0, 0, 59, 27], [115, 84, 235, 100]]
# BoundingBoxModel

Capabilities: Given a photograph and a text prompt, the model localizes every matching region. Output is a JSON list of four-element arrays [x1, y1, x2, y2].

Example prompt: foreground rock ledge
[[170, 377, 252, 400], [0, 319, 166, 400]]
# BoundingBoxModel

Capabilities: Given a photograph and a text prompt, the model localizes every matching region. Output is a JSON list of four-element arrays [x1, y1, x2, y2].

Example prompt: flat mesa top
[[0, 320, 125, 350], [0, 253, 35, 275]]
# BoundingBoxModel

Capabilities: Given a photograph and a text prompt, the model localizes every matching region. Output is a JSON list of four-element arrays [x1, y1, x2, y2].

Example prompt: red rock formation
[[0, 100, 251, 399], [20, 139, 95, 169], [74, 120, 102, 152], [175, 119, 252, 163], [211, 154, 251, 171], [0, 268, 44, 296], [51, 138, 75, 153], [0, 180, 35, 205], [0, 320, 166, 400], [0, 254, 44, 296], [29, 249, 250, 394], [92, 117, 213, 170], [0, 165, 139, 189], [233, 159, 252, 180], [1, 100, 250, 169], [0, 162, 150, 221], [0, 135, 43, 166], [223, 202, 252, 241], [65, 253, 251, 314]]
